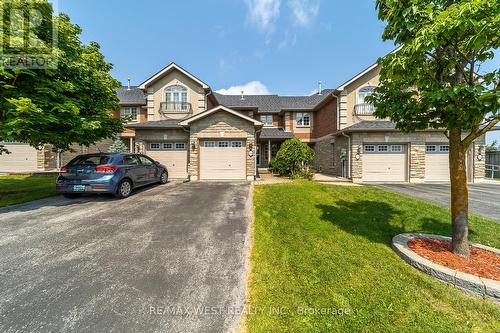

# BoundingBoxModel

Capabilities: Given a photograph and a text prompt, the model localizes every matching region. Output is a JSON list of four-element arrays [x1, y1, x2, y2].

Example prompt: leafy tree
[[107, 138, 129, 153], [485, 140, 498, 152], [0, 0, 123, 154], [369, 0, 500, 257], [269, 138, 314, 178]]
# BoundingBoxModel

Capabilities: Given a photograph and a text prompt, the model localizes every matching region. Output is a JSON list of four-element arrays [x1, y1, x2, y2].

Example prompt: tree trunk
[[449, 129, 470, 258]]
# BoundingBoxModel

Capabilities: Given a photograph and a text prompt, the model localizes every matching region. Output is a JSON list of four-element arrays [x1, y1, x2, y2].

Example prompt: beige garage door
[[200, 140, 246, 180], [425, 144, 450, 182], [362, 144, 407, 182], [0, 143, 39, 172], [146, 142, 188, 179]]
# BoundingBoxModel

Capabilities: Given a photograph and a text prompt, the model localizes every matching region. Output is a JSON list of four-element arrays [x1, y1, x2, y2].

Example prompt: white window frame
[[426, 145, 437, 153], [204, 141, 216, 148], [296, 112, 311, 127], [149, 143, 161, 150], [439, 145, 450, 152], [121, 107, 139, 122], [364, 145, 375, 152], [165, 85, 188, 103], [357, 86, 376, 104], [377, 145, 389, 152], [163, 143, 173, 150], [231, 141, 243, 148], [218, 141, 230, 148], [390, 145, 403, 152], [175, 143, 186, 150], [260, 115, 273, 126]]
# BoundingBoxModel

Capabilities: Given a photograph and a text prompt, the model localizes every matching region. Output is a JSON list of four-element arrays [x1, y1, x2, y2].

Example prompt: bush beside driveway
[[247, 181, 500, 332]]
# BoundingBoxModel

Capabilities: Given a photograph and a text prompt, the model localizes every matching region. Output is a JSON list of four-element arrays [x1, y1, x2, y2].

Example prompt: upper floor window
[[296, 112, 311, 127], [357, 86, 376, 104], [260, 115, 273, 126], [121, 107, 138, 122], [165, 85, 188, 103]]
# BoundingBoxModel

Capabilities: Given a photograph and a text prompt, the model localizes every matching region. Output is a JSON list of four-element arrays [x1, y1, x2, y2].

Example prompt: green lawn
[[248, 181, 500, 333], [0, 175, 57, 207]]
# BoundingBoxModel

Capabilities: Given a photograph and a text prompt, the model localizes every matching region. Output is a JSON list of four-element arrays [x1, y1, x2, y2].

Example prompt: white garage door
[[425, 144, 450, 182], [362, 144, 407, 182], [146, 142, 188, 179], [200, 140, 246, 180], [0, 143, 39, 172]]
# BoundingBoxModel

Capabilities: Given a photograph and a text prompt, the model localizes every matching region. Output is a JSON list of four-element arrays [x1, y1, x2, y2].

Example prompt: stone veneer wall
[[348, 131, 486, 183], [188, 111, 256, 181], [36, 145, 57, 170], [312, 136, 334, 174]]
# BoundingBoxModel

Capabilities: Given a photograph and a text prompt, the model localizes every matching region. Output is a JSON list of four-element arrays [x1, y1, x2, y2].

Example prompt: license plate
[[73, 185, 86, 192]]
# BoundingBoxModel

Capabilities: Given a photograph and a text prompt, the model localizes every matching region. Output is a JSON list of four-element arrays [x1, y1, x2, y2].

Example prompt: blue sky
[[58, 0, 499, 144]]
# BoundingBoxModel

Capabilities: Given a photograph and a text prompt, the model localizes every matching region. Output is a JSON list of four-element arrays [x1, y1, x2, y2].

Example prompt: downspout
[[205, 89, 213, 110], [341, 132, 351, 179], [182, 125, 191, 181]]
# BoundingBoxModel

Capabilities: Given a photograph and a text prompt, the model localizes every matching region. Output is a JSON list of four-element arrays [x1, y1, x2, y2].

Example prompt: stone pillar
[[409, 144, 425, 183]]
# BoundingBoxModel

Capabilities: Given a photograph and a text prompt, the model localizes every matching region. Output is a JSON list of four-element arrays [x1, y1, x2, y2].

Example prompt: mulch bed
[[408, 238, 500, 281]]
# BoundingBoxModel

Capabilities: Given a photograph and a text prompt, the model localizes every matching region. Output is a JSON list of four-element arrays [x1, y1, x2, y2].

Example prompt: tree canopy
[[369, 0, 500, 257], [0, 0, 123, 153]]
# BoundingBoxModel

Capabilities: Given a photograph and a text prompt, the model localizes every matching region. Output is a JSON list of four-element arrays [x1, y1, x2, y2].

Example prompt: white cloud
[[288, 0, 320, 27], [244, 0, 281, 32], [278, 30, 297, 49], [216, 81, 271, 95]]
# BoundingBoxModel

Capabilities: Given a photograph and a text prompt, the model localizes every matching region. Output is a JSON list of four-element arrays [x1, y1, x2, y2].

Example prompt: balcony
[[160, 102, 192, 113], [354, 103, 375, 115]]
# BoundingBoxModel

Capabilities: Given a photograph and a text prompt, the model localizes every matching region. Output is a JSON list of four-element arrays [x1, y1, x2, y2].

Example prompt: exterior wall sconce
[[355, 146, 361, 160], [191, 141, 196, 151], [477, 146, 483, 161]]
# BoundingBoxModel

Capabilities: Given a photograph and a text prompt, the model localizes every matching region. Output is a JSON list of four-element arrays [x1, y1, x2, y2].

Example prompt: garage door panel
[[200, 141, 246, 180], [146, 148, 188, 179], [425, 153, 449, 182], [0, 144, 38, 172], [362, 144, 407, 182]]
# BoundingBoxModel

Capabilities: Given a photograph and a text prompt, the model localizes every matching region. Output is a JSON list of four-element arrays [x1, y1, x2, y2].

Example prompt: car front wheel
[[160, 171, 168, 184], [115, 179, 133, 199]]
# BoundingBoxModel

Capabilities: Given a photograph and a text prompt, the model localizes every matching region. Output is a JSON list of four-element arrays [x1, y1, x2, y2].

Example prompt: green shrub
[[270, 138, 314, 178]]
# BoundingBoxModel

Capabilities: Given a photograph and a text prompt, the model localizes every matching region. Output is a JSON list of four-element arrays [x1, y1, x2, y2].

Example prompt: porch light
[[477, 146, 483, 161], [191, 141, 196, 151], [355, 146, 361, 160]]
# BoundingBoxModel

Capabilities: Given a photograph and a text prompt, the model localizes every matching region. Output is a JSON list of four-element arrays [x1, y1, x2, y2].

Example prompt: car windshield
[[69, 155, 112, 166]]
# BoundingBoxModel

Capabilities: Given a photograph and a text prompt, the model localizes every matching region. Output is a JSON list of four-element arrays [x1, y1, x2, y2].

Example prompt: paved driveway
[[0, 181, 251, 333], [376, 183, 500, 221]]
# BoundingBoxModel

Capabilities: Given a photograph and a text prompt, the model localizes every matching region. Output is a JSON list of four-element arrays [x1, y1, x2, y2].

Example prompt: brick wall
[[313, 97, 337, 139]]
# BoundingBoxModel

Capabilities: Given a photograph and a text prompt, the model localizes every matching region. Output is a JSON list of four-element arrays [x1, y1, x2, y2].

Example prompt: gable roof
[[125, 119, 181, 129], [139, 63, 210, 90], [336, 46, 402, 91], [212, 89, 335, 113], [116, 86, 146, 105], [179, 105, 263, 126]]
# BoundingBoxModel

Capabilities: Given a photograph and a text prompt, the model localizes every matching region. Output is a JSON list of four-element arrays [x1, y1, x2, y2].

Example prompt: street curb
[[392, 233, 500, 304]]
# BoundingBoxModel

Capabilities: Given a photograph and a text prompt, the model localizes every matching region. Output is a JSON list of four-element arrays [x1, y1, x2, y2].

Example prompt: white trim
[[336, 46, 402, 91], [139, 63, 209, 89], [179, 105, 263, 126]]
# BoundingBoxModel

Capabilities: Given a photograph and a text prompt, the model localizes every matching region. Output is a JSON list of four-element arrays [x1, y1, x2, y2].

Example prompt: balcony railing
[[160, 102, 192, 113], [354, 103, 375, 115]]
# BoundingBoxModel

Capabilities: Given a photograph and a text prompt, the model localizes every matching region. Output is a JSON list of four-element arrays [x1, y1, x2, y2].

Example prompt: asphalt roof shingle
[[116, 86, 146, 105], [345, 121, 397, 131], [124, 120, 181, 129], [259, 128, 294, 139], [213, 89, 335, 113]]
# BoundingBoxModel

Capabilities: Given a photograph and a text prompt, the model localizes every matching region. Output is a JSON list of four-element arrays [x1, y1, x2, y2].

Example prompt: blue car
[[56, 153, 168, 199]]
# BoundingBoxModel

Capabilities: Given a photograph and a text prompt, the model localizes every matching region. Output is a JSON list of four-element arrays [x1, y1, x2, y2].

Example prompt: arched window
[[164, 85, 188, 111], [357, 86, 375, 104]]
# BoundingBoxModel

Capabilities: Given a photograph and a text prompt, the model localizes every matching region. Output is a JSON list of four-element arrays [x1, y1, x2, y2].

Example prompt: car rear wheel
[[160, 171, 168, 184], [115, 179, 133, 199]]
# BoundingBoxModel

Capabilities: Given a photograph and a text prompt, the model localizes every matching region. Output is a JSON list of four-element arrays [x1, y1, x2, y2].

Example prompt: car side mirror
[[154, 161, 161, 165]]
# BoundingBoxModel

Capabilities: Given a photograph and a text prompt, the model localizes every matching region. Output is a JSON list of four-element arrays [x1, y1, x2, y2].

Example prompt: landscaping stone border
[[392, 233, 500, 304]]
